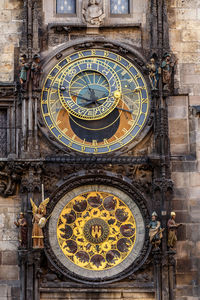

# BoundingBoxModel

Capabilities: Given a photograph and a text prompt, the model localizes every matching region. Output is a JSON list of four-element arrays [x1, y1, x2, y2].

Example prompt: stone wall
[[167, 1, 200, 298], [0, 0, 23, 82], [167, 0, 200, 101], [0, 0, 22, 295], [0, 195, 20, 300]]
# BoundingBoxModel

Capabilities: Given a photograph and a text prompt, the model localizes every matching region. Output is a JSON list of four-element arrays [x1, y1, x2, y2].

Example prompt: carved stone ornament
[[82, 0, 105, 26], [0, 162, 21, 197]]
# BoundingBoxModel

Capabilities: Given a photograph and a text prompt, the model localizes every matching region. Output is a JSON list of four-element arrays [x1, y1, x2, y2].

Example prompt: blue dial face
[[41, 49, 150, 154], [58, 60, 121, 120], [70, 71, 109, 109]]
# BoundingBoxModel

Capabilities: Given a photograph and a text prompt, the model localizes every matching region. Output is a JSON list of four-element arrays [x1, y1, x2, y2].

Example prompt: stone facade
[[0, 0, 199, 300], [0, 0, 23, 82], [167, 1, 200, 299]]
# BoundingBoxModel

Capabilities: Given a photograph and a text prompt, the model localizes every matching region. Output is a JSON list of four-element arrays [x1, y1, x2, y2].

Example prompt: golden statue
[[167, 212, 182, 250], [30, 197, 49, 248]]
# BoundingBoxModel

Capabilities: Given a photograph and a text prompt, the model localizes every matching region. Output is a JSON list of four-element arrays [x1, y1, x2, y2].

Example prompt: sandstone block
[[177, 9, 197, 21], [178, 52, 200, 64], [4, 0, 22, 10], [0, 72, 13, 82], [0, 284, 11, 297], [177, 272, 198, 285], [168, 96, 188, 107], [181, 74, 200, 85], [0, 265, 19, 280], [175, 211, 190, 223], [172, 199, 188, 210], [176, 241, 194, 259], [169, 29, 181, 44], [172, 172, 189, 188], [177, 259, 193, 273], [168, 106, 187, 119], [195, 241, 200, 255], [170, 144, 189, 155], [176, 286, 195, 297], [170, 134, 188, 145], [0, 10, 11, 22], [0, 240, 18, 251], [181, 30, 200, 42], [2, 250, 17, 265], [174, 187, 189, 199], [188, 187, 200, 198], [169, 119, 188, 135]]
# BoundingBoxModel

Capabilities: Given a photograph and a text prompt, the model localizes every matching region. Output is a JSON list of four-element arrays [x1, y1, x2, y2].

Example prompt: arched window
[[110, 0, 130, 14], [56, 0, 76, 14]]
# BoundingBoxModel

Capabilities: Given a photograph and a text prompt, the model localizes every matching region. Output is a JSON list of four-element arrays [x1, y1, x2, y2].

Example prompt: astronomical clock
[[40, 46, 151, 284], [41, 49, 150, 154], [8, 0, 174, 298]]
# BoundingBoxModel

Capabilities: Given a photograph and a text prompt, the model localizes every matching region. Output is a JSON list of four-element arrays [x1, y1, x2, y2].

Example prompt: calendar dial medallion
[[41, 49, 150, 154], [47, 184, 146, 281]]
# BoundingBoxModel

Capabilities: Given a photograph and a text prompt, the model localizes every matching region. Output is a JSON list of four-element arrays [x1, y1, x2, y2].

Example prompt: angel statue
[[30, 197, 50, 248]]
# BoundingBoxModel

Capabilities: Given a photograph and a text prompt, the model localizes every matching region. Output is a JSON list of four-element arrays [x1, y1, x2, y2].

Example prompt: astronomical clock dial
[[41, 49, 150, 154], [46, 185, 146, 283]]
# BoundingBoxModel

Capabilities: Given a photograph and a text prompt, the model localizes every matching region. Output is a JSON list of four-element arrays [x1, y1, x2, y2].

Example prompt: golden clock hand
[[117, 107, 133, 114], [96, 96, 109, 102], [122, 87, 143, 96]]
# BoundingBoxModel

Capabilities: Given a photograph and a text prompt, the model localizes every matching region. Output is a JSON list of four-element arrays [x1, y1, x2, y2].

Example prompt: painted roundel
[[41, 49, 150, 154], [57, 191, 136, 270], [47, 185, 146, 282]]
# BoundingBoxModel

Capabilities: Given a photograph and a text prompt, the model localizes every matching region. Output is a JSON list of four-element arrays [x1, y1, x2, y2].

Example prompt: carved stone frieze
[[0, 84, 16, 98], [0, 162, 21, 197], [153, 177, 173, 193]]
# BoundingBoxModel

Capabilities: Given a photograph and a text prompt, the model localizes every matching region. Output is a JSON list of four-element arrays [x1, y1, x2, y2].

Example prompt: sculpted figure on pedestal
[[31, 54, 42, 90], [146, 56, 161, 90], [167, 212, 182, 250], [147, 212, 164, 249], [161, 53, 176, 91], [19, 55, 30, 90], [82, 0, 105, 25], [30, 197, 50, 248], [14, 212, 28, 248]]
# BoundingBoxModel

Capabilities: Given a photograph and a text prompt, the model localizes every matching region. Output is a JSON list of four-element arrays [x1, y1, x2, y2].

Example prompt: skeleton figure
[[30, 197, 50, 248], [146, 57, 161, 90], [82, 0, 105, 25]]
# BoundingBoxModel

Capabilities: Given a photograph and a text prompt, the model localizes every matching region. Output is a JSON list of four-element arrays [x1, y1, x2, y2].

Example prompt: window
[[110, 0, 130, 14], [56, 0, 76, 14]]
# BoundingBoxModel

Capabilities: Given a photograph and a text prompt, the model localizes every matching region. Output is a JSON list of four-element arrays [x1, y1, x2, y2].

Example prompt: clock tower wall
[[1, 0, 200, 299]]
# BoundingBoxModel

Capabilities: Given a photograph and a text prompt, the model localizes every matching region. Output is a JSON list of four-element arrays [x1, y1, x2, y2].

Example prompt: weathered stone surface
[[0, 265, 19, 280], [2, 251, 17, 265], [172, 172, 189, 188]]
